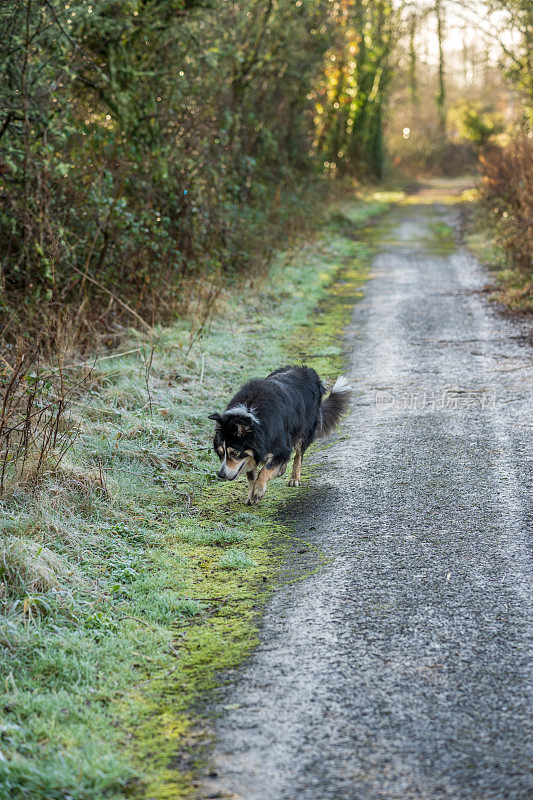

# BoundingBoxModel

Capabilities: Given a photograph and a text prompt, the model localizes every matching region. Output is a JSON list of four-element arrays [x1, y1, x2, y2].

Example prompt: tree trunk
[[408, 11, 419, 109], [435, 0, 447, 140]]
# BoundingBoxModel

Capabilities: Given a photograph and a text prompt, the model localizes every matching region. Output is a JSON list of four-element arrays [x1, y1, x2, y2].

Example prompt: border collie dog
[[209, 365, 351, 505]]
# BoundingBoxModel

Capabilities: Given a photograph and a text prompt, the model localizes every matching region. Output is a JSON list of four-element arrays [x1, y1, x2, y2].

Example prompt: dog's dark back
[[226, 365, 326, 461]]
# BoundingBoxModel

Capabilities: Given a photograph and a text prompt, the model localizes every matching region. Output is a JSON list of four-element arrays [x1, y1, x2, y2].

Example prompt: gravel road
[[202, 198, 533, 800]]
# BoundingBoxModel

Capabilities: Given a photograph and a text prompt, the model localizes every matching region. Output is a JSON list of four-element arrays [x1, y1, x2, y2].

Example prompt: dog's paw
[[288, 478, 300, 487], [246, 488, 265, 505]]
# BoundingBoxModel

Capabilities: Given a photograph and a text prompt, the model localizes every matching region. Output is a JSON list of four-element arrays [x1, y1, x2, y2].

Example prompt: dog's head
[[208, 406, 259, 480]]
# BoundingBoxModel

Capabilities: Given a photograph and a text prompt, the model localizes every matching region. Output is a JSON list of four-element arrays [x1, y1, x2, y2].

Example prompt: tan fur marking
[[256, 464, 279, 490], [226, 457, 244, 471], [246, 457, 257, 481]]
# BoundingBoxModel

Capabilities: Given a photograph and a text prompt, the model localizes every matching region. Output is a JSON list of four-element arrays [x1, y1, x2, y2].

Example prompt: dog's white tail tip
[[331, 375, 351, 394]]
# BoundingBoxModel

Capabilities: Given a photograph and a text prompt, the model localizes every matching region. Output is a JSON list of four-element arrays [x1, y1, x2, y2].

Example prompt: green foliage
[[486, 0, 533, 125], [0, 0, 336, 343], [314, 0, 399, 179], [455, 103, 504, 147], [0, 1, 406, 346]]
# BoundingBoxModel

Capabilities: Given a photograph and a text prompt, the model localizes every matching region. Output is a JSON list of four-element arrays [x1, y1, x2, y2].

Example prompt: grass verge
[[0, 188, 401, 800]]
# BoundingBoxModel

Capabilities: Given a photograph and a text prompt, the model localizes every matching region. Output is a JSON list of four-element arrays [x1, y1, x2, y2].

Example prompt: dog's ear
[[208, 412, 222, 422], [236, 423, 251, 437]]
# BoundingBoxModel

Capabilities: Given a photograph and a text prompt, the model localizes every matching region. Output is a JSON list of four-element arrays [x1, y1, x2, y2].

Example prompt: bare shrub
[[480, 138, 533, 272], [0, 348, 84, 495]]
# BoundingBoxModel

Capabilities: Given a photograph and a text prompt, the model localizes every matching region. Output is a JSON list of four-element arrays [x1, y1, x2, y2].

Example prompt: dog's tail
[[316, 376, 352, 438]]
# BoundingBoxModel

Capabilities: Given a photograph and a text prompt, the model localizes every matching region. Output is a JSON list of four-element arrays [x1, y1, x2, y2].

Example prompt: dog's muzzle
[[217, 460, 245, 481]]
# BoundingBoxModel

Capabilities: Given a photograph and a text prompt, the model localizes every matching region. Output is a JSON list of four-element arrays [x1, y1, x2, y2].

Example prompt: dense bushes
[[0, 0, 336, 347], [480, 138, 533, 273], [0, 1, 407, 349]]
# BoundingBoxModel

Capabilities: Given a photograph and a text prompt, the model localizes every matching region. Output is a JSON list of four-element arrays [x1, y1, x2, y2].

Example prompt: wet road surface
[[202, 199, 533, 800]]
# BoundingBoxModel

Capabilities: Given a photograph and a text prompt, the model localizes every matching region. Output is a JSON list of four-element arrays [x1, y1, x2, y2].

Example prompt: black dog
[[208, 365, 351, 505]]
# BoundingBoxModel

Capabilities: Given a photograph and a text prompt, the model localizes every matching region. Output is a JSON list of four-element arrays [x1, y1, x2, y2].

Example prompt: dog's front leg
[[277, 459, 289, 477], [246, 462, 279, 505], [245, 459, 258, 505]]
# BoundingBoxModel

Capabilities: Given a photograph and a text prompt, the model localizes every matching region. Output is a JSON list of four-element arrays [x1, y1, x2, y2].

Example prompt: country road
[[202, 196, 533, 800]]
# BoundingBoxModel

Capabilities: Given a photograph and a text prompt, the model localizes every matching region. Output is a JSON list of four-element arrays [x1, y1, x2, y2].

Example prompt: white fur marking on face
[[223, 405, 260, 426], [331, 375, 351, 394]]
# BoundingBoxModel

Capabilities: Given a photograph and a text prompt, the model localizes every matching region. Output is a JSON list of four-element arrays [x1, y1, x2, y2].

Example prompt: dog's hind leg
[[288, 442, 302, 487]]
